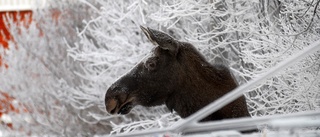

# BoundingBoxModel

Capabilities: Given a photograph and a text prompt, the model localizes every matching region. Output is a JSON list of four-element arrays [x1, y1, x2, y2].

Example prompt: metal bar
[[112, 40, 320, 137], [183, 110, 320, 134]]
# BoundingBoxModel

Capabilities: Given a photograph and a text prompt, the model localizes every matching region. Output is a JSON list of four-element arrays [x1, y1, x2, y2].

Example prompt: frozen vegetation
[[0, 0, 319, 136]]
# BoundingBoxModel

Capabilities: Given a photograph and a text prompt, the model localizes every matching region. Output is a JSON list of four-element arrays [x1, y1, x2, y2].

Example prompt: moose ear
[[140, 26, 157, 45], [140, 26, 179, 55]]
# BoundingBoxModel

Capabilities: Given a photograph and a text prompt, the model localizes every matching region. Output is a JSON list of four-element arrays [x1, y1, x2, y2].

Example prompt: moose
[[105, 26, 251, 122]]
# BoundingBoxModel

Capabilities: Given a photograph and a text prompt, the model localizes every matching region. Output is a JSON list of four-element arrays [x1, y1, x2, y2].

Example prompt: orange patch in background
[[0, 92, 18, 128], [0, 11, 33, 128], [0, 11, 33, 49], [0, 11, 32, 69], [0, 9, 61, 130]]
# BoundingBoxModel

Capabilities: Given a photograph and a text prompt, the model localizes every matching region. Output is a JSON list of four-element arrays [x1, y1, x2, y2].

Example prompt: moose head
[[104, 26, 250, 121]]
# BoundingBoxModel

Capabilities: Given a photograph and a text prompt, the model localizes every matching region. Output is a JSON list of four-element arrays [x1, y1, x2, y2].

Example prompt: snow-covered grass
[[0, 0, 319, 136]]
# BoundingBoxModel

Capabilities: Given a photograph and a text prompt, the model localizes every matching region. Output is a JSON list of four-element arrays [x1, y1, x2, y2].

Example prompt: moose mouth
[[118, 102, 134, 115]]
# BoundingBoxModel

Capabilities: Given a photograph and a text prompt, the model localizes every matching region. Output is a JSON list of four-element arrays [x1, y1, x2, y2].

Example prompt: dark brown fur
[[105, 26, 250, 122]]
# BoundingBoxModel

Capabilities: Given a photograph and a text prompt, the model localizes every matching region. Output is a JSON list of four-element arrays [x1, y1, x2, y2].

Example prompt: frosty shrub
[[0, 1, 114, 136], [0, 0, 319, 136]]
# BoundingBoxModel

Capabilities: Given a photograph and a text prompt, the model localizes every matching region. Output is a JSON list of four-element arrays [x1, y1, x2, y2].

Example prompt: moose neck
[[165, 42, 238, 119]]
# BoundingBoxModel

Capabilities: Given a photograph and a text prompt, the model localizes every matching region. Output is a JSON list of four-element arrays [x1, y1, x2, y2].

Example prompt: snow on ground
[[183, 130, 320, 137]]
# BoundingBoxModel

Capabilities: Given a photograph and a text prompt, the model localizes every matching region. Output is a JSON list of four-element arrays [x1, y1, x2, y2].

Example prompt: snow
[[184, 130, 320, 137], [0, 114, 12, 124], [269, 117, 320, 129]]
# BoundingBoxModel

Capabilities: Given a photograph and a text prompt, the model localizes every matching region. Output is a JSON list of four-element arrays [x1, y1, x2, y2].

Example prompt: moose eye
[[145, 58, 158, 71], [167, 39, 173, 44]]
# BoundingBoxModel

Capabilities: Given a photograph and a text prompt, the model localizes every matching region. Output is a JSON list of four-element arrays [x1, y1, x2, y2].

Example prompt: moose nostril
[[106, 98, 118, 114]]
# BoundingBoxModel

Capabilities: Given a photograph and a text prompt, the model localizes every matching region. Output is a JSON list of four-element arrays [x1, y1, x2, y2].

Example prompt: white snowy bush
[[0, 1, 113, 136], [0, 0, 319, 136]]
